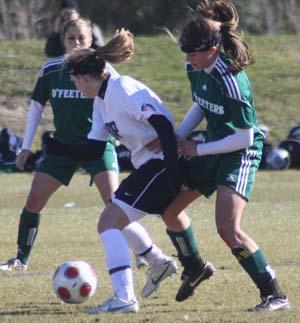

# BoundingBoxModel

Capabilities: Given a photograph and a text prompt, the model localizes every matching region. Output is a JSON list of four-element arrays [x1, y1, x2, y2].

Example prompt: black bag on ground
[[279, 139, 300, 169]]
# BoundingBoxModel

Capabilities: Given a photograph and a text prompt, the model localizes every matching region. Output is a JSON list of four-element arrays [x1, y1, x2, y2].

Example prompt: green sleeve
[[31, 73, 49, 105]]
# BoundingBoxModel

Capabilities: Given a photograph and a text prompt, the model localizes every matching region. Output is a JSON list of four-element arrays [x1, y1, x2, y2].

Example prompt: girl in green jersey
[[163, 0, 290, 312], [0, 20, 177, 297]]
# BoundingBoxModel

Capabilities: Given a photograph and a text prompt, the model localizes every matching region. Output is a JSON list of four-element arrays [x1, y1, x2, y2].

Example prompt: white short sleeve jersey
[[88, 74, 174, 168]]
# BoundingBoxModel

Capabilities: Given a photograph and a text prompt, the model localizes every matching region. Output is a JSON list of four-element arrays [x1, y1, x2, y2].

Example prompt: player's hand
[[16, 149, 32, 170], [145, 137, 161, 153], [178, 139, 198, 156]]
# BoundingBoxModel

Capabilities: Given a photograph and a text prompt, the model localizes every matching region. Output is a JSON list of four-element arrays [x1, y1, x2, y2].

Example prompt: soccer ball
[[52, 260, 97, 304]]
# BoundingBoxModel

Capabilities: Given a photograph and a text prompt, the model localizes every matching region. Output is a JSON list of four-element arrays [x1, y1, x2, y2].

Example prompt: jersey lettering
[[51, 88, 86, 99], [105, 121, 122, 140], [193, 93, 224, 115]]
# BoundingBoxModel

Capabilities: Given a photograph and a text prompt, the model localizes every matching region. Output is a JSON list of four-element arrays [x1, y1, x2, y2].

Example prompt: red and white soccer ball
[[52, 260, 97, 304]]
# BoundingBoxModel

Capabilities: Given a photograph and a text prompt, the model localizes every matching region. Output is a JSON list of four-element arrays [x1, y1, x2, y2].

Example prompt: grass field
[[0, 170, 299, 322]]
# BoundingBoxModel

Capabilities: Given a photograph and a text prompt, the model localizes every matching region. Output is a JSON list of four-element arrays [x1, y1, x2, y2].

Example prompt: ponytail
[[95, 28, 134, 64], [64, 28, 134, 79], [180, 0, 253, 72]]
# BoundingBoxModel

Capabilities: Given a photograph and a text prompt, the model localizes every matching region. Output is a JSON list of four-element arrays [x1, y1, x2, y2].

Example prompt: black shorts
[[114, 159, 182, 216]]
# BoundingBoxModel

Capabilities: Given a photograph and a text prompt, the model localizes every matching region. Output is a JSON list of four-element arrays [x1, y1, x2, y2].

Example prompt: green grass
[[0, 35, 300, 145], [0, 171, 299, 322]]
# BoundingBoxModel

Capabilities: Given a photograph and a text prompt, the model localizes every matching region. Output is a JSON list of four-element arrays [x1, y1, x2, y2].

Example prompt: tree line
[[0, 0, 300, 40]]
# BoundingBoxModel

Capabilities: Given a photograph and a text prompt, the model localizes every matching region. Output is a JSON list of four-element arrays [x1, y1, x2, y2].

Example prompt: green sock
[[17, 208, 41, 265], [167, 225, 205, 269], [232, 247, 283, 297]]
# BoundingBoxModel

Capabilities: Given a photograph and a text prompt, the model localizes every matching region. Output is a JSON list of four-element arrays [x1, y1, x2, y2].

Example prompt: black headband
[[68, 54, 105, 76], [179, 36, 220, 53]]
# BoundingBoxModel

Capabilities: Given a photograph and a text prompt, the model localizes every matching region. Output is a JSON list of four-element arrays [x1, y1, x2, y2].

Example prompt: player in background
[[160, 0, 290, 312], [45, 0, 105, 58], [0, 19, 178, 298], [44, 28, 214, 313]]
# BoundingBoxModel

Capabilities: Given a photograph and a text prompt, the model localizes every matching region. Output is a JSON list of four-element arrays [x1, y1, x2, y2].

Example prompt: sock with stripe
[[100, 229, 135, 301], [17, 208, 41, 265], [122, 221, 165, 267], [232, 247, 284, 297], [167, 225, 205, 269]]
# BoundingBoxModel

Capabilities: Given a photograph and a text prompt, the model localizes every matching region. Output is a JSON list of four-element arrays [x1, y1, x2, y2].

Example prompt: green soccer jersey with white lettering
[[186, 53, 264, 143], [31, 56, 94, 144]]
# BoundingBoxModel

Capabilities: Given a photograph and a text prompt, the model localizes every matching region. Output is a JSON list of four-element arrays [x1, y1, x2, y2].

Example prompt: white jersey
[[88, 74, 174, 168]]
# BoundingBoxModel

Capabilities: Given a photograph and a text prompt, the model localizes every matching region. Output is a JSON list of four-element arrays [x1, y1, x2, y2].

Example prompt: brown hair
[[64, 28, 134, 79], [180, 0, 253, 72]]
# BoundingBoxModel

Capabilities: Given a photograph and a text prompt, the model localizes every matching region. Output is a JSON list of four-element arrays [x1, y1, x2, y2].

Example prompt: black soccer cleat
[[176, 261, 215, 302]]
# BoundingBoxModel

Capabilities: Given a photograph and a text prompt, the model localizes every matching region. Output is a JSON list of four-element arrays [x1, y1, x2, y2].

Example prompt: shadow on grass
[[0, 302, 78, 317]]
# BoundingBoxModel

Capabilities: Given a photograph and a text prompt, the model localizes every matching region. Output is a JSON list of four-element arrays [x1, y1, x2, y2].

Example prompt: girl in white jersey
[[0, 20, 179, 298], [46, 28, 214, 313], [160, 0, 290, 312]]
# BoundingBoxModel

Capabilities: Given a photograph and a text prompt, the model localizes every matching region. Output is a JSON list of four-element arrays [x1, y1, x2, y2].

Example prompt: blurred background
[[0, 0, 300, 40]]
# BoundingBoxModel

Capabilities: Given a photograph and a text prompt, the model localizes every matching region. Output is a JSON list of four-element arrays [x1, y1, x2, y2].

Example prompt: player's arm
[[180, 91, 254, 156], [22, 100, 44, 151], [17, 100, 44, 170], [175, 102, 205, 139], [45, 98, 108, 161], [148, 115, 183, 189], [197, 127, 253, 156], [180, 127, 254, 156], [45, 137, 107, 161]]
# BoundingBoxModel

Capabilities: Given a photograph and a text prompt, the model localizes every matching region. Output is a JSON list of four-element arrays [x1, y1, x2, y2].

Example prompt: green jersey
[[186, 53, 264, 143], [31, 56, 94, 144]]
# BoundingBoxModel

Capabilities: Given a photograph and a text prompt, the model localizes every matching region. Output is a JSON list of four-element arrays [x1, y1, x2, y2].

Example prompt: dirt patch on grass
[[0, 95, 53, 145]]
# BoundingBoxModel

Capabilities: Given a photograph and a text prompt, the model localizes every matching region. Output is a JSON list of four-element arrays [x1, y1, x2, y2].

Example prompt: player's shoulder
[[114, 75, 142, 93], [39, 56, 65, 77], [213, 54, 250, 100]]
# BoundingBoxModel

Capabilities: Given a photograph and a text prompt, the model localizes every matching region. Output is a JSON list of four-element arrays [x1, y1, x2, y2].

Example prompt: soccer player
[[162, 0, 290, 312], [45, 28, 214, 313], [0, 19, 178, 298]]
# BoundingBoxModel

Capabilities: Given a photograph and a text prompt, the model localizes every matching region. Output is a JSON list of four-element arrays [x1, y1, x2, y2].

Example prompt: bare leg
[[25, 172, 62, 212], [215, 185, 258, 251], [17, 172, 62, 265], [215, 185, 287, 307]]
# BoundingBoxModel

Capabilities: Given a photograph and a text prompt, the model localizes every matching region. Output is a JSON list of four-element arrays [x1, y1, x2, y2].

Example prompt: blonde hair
[[61, 18, 93, 40], [180, 0, 253, 72]]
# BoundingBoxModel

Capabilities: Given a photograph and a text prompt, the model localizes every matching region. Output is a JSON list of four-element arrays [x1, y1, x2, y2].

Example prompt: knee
[[216, 223, 241, 245], [97, 204, 128, 233], [162, 211, 190, 232], [25, 193, 43, 212], [97, 214, 107, 233], [101, 195, 110, 206], [162, 209, 174, 226]]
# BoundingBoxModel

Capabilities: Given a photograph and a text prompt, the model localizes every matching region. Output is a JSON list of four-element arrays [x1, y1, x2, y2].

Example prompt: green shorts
[[186, 142, 263, 201], [37, 141, 118, 186]]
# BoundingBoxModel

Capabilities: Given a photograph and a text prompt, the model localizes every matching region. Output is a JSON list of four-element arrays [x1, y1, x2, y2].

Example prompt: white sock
[[100, 229, 135, 301], [111, 269, 135, 301], [122, 222, 167, 267], [143, 244, 166, 267], [122, 221, 152, 255]]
